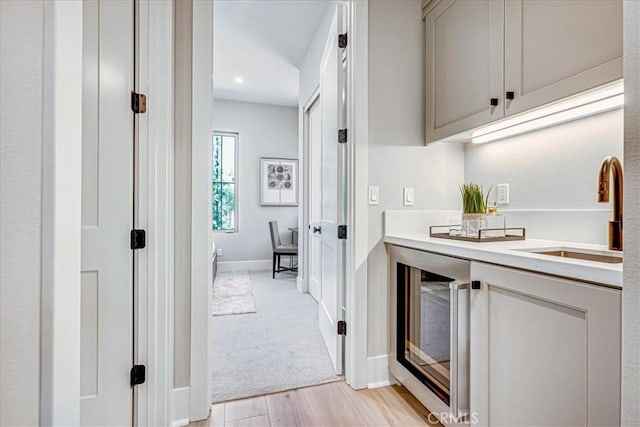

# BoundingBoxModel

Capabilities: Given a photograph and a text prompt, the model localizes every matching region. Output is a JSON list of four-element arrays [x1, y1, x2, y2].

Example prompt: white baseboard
[[171, 386, 190, 426], [218, 259, 271, 272], [297, 275, 306, 293], [367, 354, 391, 388]]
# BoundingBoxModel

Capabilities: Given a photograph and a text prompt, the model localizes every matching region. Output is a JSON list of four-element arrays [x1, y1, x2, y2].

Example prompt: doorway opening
[[209, 0, 348, 403]]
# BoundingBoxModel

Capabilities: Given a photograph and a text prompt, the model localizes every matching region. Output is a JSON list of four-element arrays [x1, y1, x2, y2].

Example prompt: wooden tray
[[429, 225, 526, 242]]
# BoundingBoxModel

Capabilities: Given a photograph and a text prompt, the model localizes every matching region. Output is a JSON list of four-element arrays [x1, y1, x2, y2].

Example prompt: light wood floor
[[190, 381, 442, 426]]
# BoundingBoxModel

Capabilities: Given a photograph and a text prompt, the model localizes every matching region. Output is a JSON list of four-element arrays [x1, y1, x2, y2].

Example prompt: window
[[212, 132, 238, 231]]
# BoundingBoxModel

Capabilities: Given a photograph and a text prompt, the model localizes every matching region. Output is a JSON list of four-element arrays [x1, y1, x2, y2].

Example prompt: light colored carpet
[[212, 271, 257, 316], [211, 270, 338, 403]]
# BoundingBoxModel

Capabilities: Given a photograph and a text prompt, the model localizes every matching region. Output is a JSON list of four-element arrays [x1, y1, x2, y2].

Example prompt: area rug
[[212, 271, 257, 316], [212, 271, 338, 402]]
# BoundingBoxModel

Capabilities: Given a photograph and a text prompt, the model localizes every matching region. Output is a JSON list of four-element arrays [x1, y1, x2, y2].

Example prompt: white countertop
[[384, 232, 623, 288]]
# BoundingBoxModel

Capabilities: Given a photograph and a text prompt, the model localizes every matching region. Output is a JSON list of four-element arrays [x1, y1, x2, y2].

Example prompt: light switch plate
[[496, 183, 510, 204], [403, 187, 414, 206], [368, 186, 380, 205]]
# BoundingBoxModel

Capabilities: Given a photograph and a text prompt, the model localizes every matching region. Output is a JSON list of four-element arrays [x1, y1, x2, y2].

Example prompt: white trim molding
[[297, 276, 305, 293], [171, 387, 191, 427], [40, 1, 83, 424], [189, 0, 214, 421], [299, 85, 320, 297], [218, 260, 272, 273], [134, 1, 175, 425], [622, 0, 640, 423], [345, 0, 369, 390], [367, 355, 392, 389]]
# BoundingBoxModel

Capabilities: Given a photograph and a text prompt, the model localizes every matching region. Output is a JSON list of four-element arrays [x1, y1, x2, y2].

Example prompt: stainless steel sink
[[522, 248, 623, 264]]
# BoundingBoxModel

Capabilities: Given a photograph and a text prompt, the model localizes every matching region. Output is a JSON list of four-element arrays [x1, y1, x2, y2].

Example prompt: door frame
[[135, 0, 213, 424], [188, 0, 215, 422], [40, 1, 83, 424], [344, 0, 368, 390], [134, 0, 175, 425], [295, 0, 369, 389], [300, 86, 320, 296]]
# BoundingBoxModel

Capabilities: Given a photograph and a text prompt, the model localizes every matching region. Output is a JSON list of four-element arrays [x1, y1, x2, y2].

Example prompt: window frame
[[211, 130, 239, 233]]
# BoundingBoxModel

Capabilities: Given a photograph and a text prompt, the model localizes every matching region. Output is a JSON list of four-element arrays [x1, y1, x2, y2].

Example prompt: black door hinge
[[130, 365, 146, 386], [338, 225, 347, 240], [471, 280, 481, 290], [338, 33, 347, 48], [131, 229, 146, 249], [337, 320, 347, 336], [131, 92, 147, 114], [338, 128, 348, 143]]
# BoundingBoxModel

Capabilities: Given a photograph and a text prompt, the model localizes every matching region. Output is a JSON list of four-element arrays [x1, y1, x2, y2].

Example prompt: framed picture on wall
[[260, 157, 298, 206]]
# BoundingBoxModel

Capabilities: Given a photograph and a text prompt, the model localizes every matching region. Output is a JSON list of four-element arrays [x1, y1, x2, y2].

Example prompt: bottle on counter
[[484, 206, 506, 238]]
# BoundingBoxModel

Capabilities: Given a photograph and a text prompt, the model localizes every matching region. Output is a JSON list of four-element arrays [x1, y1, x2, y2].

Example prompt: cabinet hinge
[[131, 91, 147, 114], [338, 128, 348, 143], [338, 33, 347, 49], [130, 365, 146, 386], [337, 320, 347, 336], [471, 280, 481, 290], [131, 229, 146, 249], [338, 225, 347, 240]]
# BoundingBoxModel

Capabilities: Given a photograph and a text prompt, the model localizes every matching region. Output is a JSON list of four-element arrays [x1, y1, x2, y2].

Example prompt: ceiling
[[214, 0, 331, 107]]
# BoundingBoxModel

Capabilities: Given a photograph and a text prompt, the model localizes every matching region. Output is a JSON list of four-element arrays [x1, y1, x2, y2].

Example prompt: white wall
[[465, 108, 624, 244], [622, 0, 640, 423], [0, 1, 44, 424], [213, 99, 299, 264], [366, 0, 465, 365]]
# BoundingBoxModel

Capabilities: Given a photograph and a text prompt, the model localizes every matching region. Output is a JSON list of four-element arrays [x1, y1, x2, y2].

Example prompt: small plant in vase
[[460, 183, 492, 238]]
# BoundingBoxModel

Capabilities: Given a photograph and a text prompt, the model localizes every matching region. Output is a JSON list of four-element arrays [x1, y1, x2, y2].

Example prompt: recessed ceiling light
[[234, 77, 243, 84]]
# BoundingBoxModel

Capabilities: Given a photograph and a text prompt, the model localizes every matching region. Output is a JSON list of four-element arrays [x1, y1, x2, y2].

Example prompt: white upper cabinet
[[504, 0, 623, 117], [424, 0, 623, 143], [425, 0, 504, 143]]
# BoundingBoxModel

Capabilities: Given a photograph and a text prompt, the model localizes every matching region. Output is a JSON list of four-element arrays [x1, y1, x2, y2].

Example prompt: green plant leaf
[[460, 182, 490, 214]]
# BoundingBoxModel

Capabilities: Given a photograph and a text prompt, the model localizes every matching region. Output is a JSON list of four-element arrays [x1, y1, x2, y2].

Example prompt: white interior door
[[81, 0, 134, 424], [318, 7, 346, 375], [307, 96, 322, 302]]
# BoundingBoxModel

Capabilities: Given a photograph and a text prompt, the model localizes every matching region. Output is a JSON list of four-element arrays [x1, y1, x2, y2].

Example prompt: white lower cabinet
[[470, 262, 621, 426]]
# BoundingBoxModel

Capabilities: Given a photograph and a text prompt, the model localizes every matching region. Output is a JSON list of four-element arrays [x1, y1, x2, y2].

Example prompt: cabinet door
[[425, 0, 504, 143], [470, 263, 621, 426], [504, 0, 623, 117]]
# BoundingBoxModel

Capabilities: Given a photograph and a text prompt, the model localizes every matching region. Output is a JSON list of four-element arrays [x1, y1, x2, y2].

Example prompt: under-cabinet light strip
[[471, 80, 624, 144]]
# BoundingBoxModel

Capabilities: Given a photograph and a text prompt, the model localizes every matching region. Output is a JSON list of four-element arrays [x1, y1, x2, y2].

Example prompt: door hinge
[[338, 225, 347, 240], [338, 33, 347, 48], [471, 280, 481, 290], [337, 320, 347, 336], [131, 91, 147, 114], [130, 365, 146, 386], [338, 128, 348, 143], [130, 229, 146, 249]]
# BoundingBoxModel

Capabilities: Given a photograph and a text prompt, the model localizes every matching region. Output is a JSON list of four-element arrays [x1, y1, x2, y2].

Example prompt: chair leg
[[272, 253, 276, 279]]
